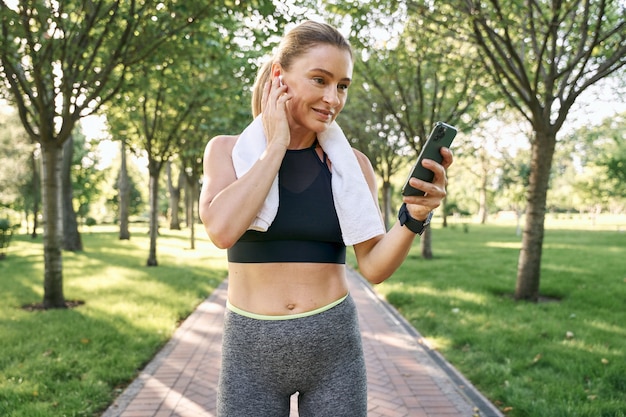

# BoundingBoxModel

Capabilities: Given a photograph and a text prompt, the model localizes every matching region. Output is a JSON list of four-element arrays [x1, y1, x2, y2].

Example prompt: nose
[[323, 85, 340, 107]]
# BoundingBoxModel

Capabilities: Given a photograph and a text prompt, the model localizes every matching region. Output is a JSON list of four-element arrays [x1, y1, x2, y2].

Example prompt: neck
[[287, 130, 317, 150]]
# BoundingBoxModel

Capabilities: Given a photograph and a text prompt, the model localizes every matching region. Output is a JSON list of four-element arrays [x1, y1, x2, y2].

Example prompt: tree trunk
[[41, 142, 66, 308], [184, 177, 192, 229], [420, 226, 433, 259], [185, 176, 197, 250], [515, 130, 557, 301], [30, 150, 40, 239], [167, 161, 181, 230], [118, 140, 130, 240], [146, 167, 160, 266], [62, 136, 83, 251], [478, 173, 488, 224]]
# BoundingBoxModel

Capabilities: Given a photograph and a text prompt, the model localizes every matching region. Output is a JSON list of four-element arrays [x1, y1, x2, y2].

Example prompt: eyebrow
[[310, 68, 352, 83]]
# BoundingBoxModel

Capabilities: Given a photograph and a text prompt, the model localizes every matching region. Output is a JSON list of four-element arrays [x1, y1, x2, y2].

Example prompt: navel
[[286, 303, 296, 311]]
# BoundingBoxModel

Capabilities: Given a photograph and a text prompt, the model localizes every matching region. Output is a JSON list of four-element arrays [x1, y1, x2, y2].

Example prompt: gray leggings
[[217, 295, 367, 417]]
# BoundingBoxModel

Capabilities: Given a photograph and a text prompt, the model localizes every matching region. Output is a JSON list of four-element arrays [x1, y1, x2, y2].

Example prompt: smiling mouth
[[313, 108, 335, 119]]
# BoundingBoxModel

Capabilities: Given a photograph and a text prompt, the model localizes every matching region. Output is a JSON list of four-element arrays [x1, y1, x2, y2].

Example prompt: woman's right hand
[[261, 74, 291, 150]]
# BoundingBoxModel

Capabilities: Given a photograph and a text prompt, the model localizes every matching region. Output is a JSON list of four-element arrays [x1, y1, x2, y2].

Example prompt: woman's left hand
[[402, 147, 453, 221]]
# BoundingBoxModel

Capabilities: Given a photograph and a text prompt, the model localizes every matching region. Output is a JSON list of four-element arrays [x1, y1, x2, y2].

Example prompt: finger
[[408, 177, 445, 200], [421, 159, 444, 181], [265, 78, 289, 111], [440, 147, 454, 169], [260, 80, 271, 113], [277, 90, 291, 107]]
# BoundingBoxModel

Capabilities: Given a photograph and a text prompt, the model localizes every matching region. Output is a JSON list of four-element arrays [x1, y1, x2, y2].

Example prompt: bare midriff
[[227, 262, 348, 316]]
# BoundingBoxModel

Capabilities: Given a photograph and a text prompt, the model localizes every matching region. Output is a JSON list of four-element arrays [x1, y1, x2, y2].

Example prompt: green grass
[[1, 218, 625, 417], [0, 226, 227, 417], [371, 217, 626, 417]]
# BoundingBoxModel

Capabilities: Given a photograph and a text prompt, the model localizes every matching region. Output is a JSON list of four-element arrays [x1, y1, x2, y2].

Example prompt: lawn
[[371, 215, 626, 417], [0, 217, 624, 417], [0, 226, 228, 417]]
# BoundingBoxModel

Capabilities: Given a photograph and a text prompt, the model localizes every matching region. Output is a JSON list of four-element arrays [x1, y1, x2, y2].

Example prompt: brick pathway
[[102, 269, 503, 417]]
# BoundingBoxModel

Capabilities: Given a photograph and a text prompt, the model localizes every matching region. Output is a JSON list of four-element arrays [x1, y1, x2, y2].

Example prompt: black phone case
[[401, 122, 457, 196]]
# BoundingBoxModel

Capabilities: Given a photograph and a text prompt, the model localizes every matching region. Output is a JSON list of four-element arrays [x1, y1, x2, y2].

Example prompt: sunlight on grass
[[0, 228, 228, 417], [373, 222, 626, 417], [588, 320, 626, 336], [541, 263, 590, 274], [485, 241, 521, 249], [3, 221, 625, 417], [490, 213, 626, 231], [67, 265, 146, 290], [380, 282, 489, 306], [422, 335, 453, 351], [562, 338, 623, 357]]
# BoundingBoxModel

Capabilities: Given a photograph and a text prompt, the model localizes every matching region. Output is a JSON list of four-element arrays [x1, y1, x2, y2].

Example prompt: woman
[[199, 20, 452, 417]]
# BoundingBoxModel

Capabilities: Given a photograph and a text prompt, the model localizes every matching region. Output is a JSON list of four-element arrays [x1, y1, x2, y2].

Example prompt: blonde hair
[[251, 21, 352, 117]]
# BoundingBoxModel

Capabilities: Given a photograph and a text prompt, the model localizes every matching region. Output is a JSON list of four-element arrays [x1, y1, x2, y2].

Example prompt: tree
[[451, 0, 626, 300], [0, 104, 40, 237], [106, 147, 145, 228], [0, 104, 32, 209], [0, 1, 210, 308], [496, 148, 532, 235], [60, 126, 99, 251], [107, 3, 295, 260], [556, 112, 626, 214], [61, 134, 82, 251], [108, 56, 195, 266], [24, 149, 41, 238], [178, 93, 254, 250], [107, 3, 289, 265], [68, 128, 106, 226], [117, 139, 130, 240], [108, 43, 236, 266], [166, 160, 183, 230], [590, 113, 626, 199]]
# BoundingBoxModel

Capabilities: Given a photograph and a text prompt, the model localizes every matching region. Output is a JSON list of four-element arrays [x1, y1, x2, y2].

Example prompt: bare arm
[[198, 136, 286, 248], [199, 77, 291, 248], [353, 147, 453, 284]]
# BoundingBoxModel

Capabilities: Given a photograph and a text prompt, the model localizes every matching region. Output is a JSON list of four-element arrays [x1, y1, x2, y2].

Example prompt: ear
[[271, 62, 283, 80]]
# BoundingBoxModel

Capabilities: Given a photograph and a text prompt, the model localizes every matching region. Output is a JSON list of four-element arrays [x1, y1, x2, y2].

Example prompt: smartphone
[[401, 121, 457, 196]]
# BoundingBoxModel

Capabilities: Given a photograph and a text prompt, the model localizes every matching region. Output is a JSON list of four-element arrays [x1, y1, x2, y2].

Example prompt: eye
[[313, 77, 325, 85], [338, 83, 349, 91]]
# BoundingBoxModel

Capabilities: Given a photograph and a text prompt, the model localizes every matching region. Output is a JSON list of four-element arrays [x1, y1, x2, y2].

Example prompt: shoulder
[[203, 134, 239, 159], [352, 148, 375, 176], [205, 134, 238, 152], [352, 148, 377, 190]]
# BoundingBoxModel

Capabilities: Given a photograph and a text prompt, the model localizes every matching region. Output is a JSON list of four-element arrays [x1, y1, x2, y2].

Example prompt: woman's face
[[282, 44, 353, 133]]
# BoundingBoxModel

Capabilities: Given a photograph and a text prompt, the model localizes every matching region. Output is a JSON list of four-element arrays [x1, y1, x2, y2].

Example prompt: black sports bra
[[227, 143, 346, 264]]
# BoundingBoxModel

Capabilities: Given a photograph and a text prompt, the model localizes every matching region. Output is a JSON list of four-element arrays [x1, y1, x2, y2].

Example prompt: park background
[[0, 1, 625, 416]]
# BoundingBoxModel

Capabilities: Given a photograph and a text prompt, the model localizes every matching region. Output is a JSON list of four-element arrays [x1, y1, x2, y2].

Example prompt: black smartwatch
[[398, 203, 433, 235]]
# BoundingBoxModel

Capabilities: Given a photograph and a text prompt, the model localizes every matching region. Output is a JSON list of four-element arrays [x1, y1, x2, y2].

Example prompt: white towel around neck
[[231, 115, 385, 246]]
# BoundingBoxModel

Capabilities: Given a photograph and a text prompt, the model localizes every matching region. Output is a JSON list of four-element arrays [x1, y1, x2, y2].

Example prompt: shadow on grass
[[0, 297, 182, 416], [0, 233, 47, 308], [377, 224, 626, 417], [69, 230, 225, 301], [0, 228, 228, 416]]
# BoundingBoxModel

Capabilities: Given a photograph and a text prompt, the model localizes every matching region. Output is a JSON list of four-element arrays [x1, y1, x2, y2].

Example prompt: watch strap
[[398, 203, 432, 235]]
